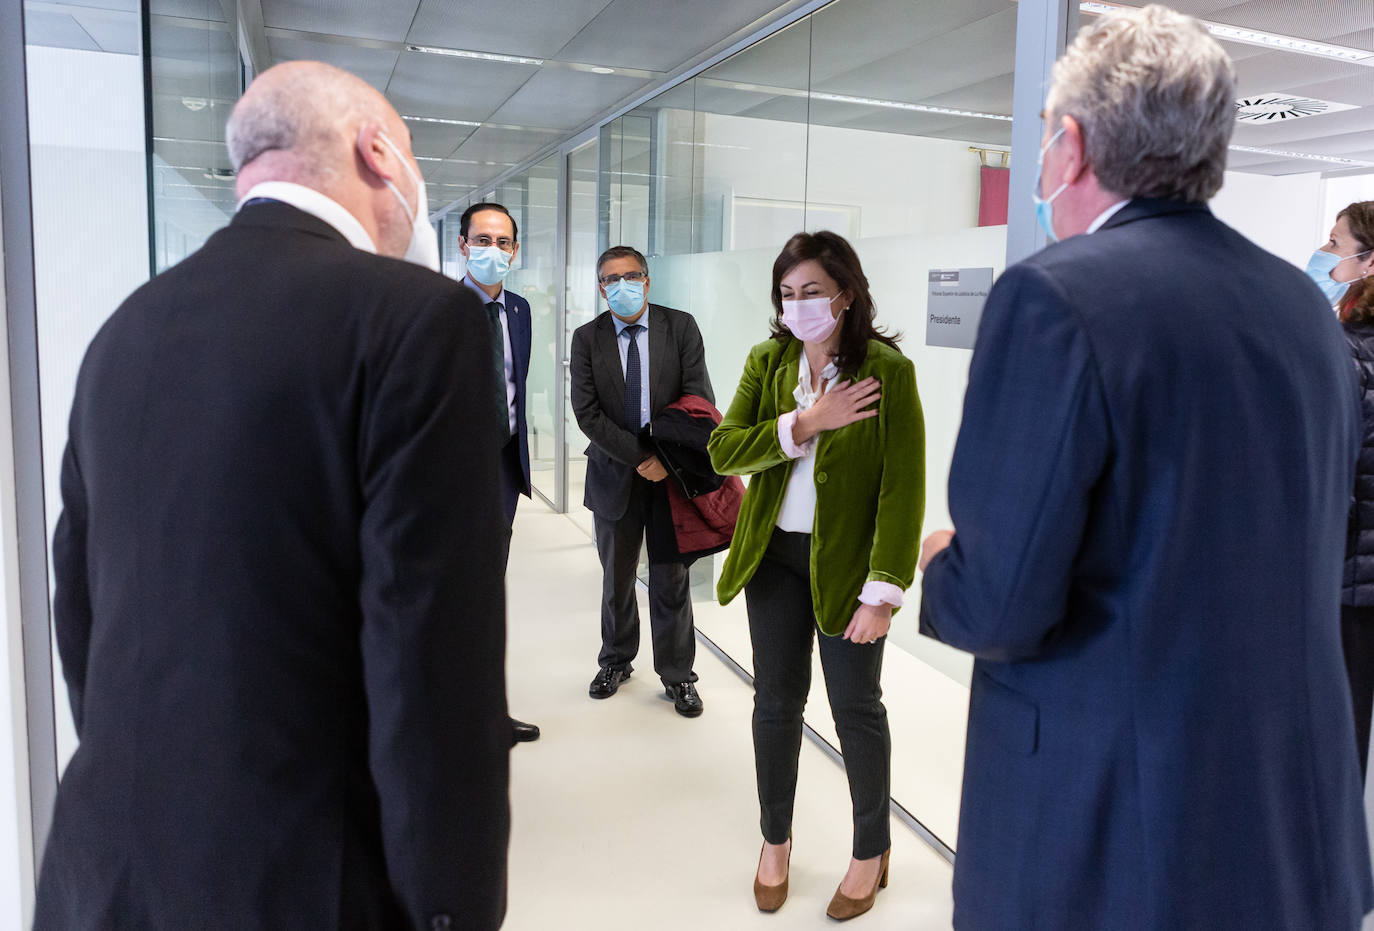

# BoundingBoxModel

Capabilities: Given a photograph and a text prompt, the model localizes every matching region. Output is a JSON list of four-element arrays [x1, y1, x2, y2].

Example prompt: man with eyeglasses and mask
[[570, 246, 713, 717], [35, 62, 509, 930], [458, 201, 541, 745]]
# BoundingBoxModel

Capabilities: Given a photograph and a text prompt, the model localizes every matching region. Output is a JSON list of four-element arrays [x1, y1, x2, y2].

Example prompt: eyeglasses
[[467, 235, 515, 251], [598, 271, 647, 285]]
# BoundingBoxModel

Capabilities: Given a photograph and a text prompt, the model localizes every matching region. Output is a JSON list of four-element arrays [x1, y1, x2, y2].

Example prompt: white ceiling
[[21, 0, 1374, 216]]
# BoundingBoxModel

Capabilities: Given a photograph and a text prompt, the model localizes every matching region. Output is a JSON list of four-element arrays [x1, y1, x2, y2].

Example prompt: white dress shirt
[[236, 182, 377, 253], [774, 349, 903, 610], [463, 276, 517, 436], [1086, 199, 1130, 235]]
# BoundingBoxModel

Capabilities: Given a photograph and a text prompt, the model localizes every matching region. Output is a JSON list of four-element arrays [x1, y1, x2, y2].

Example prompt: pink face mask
[[781, 295, 843, 343]]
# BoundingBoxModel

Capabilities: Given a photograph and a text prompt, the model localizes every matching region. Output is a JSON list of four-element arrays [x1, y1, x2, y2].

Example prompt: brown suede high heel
[[825, 848, 890, 921], [753, 836, 792, 912]]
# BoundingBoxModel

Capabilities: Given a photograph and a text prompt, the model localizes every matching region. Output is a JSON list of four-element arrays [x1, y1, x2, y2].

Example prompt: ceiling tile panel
[[407, 0, 610, 59], [402, 120, 474, 158], [385, 50, 538, 122], [556, 0, 793, 72], [261, 0, 421, 43], [810, 0, 1015, 85], [266, 35, 399, 91], [450, 126, 553, 166], [485, 69, 650, 130]]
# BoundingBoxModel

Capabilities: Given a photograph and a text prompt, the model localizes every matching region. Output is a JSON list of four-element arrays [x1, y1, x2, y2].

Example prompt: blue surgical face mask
[[605, 279, 646, 319], [465, 244, 512, 286], [1306, 247, 1372, 306], [1032, 127, 1068, 243]]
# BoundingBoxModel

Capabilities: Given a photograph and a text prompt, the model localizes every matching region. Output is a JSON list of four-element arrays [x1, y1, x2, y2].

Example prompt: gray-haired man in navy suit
[[919, 7, 1373, 930]]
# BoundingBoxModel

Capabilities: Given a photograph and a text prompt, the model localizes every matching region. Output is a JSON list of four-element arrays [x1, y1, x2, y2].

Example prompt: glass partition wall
[[593, 0, 1022, 853]]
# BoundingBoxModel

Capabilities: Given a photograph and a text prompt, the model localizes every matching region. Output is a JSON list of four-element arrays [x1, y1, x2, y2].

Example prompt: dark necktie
[[623, 324, 644, 431], [485, 301, 509, 435]]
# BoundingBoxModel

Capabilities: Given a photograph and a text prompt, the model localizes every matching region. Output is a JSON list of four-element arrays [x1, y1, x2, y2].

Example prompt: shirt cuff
[[777, 410, 813, 459], [858, 581, 904, 608]]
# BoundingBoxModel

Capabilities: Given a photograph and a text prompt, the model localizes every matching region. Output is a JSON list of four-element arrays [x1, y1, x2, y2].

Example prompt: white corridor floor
[[502, 502, 956, 930]]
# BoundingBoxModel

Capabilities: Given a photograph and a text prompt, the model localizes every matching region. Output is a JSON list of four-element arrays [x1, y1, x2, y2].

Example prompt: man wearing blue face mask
[[570, 246, 713, 717], [457, 201, 541, 745]]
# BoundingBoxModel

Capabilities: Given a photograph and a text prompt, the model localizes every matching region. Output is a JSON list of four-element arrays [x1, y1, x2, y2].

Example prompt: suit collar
[[231, 200, 353, 248], [236, 182, 375, 252], [1098, 197, 1211, 233]]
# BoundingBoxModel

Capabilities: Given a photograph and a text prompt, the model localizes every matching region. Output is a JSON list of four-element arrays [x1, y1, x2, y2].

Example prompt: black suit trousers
[[593, 477, 696, 685], [745, 529, 891, 860]]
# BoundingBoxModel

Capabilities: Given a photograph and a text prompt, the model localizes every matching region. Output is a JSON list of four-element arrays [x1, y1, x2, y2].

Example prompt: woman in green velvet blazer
[[708, 232, 924, 921]]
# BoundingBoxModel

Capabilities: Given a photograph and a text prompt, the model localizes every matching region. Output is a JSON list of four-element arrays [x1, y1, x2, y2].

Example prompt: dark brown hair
[[768, 231, 899, 375], [1339, 201, 1374, 324], [596, 245, 648, 279]]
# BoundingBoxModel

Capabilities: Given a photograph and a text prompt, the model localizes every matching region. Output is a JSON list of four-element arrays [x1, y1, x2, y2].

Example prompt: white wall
[[26, 45, 150, 773], [1210, 169, 1325, 269]]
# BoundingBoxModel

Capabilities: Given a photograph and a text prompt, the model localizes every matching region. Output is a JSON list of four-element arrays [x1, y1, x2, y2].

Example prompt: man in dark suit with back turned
[[34, 61, 510, 930], [571, 246, 712, 717], [919, 7, 1373, 930], [457, 200, 540, 744]]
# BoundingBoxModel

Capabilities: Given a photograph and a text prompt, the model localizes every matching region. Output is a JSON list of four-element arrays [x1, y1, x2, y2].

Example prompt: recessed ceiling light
[[1228, 144, 1374, 168], [810, 91, 1012, 122], [406, 44, 544, 66], [591, 67, 615, 74], [403, 114, 482, 127], [1076, 2, 1374, 64]]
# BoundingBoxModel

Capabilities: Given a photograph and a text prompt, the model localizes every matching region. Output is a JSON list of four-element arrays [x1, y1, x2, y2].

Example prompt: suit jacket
[[709, 337, 925, 635], [35, 202, 511, 931], [920, 199, 1374, 930], [570, 303, 713, 520], [502, 287, 534, 496]]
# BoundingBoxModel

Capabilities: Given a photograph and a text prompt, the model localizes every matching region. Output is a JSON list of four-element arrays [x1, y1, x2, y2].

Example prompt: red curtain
[[978, 165, 1010, 227]]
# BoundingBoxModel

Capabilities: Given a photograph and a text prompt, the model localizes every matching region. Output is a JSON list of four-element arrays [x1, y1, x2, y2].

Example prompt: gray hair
[[1046, 4, 1236, 203], [225, 61, 390, 182]]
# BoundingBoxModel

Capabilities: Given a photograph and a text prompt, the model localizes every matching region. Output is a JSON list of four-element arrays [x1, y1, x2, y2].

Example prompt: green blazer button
[[816, 471, 828, 484]]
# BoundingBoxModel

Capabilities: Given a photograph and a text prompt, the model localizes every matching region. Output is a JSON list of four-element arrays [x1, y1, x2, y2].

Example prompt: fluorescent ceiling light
[[810, 91, 1012, 122], [403, 114, 482, 127], [1077, 2, 1374, 64], [1228, 144, 1374, 168], [406, 44, 544, 66], [591, 67, 615, 75]]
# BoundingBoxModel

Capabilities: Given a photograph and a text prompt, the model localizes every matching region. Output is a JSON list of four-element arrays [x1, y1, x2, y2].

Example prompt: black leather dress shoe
[[589, 665, 631, 699], [510, 718, 540, 743], [664, 682, 703, 718]]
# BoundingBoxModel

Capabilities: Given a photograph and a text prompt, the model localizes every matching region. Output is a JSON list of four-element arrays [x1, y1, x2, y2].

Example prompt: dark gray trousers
[[592, 477, 696, 686], [744, 528, 891, 860]]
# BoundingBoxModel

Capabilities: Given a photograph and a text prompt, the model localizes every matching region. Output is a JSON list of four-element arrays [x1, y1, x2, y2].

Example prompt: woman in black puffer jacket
[[1309, 200, 1374, 783]]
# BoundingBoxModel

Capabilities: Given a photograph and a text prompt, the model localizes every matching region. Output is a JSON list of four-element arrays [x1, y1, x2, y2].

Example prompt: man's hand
[[637, 455, 668, 482], [843, 603, 893, 645], [920, 530, 955, 572]]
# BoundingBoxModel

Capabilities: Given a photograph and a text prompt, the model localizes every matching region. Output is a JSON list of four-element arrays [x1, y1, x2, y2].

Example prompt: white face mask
[[377, 132, 440, 271]]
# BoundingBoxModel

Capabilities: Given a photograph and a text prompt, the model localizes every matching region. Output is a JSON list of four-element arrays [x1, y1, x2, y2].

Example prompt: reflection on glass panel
[[564, 140, 600, 535], [24, 0, 153, 774], [802, 0, 1019, 854], [149, 0, 242, 271], [505, 156, 561, 505], [590, 0, 1024, 857]]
